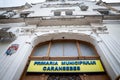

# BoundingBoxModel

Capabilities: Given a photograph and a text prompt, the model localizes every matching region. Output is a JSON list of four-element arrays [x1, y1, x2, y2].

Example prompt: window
[[65, 10, 73, 15], [32, 40, 97, 57], [54, 11, 61, 16], [80, 43, 96, 56], [50, 41, 78, 57], [50, 42, 63, 57], [64, 42, 78, 56], [33, 43, 48, 56]]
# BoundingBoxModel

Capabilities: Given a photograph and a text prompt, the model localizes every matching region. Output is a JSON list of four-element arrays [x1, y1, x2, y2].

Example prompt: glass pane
[[33, 44, 48, 56], [64, 42, 78, 57], [50, 42, 63, 57], [80, 43, 96, 56]]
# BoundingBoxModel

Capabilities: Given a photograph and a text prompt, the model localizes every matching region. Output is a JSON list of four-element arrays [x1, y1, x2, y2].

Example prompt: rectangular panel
[[64, 42, 78, 57], [80, 44, 96, 56], [50, 42, 63, 57], [33, 44, 48, 56], [27, 60, 104, 73]]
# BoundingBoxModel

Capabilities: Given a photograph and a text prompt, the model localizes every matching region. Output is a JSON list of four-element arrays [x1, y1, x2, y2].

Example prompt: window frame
[[30, 40, 99, 60]]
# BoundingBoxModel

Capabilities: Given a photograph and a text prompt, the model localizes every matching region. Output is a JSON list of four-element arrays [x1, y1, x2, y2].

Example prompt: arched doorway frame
[[20, 32, 111, 80]]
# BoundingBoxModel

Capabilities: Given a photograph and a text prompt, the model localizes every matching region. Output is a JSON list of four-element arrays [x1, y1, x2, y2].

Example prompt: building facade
[[0, 0, 120, 80]]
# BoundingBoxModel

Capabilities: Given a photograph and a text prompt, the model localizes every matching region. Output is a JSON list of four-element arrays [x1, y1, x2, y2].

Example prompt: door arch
[[20, 33, 110, 80]]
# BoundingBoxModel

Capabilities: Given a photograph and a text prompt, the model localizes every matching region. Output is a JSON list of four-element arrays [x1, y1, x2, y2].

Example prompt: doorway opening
[[20, 40, 111, 80]]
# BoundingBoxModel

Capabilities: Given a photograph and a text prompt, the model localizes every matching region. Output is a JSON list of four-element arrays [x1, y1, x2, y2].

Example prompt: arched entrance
[[20, 33, 110, 80]]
